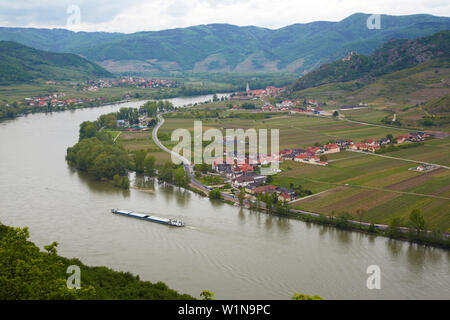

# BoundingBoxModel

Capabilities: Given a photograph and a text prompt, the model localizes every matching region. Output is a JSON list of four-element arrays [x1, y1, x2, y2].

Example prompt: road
[[152, 113, 236, 202]]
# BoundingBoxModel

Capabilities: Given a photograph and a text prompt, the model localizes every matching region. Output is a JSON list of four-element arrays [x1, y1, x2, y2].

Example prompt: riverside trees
[[66, 137, 130, 183]]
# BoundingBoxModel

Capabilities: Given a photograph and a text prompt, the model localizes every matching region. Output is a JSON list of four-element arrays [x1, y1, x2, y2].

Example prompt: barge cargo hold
[[111, 209, 184, 227]]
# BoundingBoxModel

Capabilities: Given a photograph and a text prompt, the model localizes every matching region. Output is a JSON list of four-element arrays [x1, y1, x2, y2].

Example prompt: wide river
[[0, 94, 449, 300]]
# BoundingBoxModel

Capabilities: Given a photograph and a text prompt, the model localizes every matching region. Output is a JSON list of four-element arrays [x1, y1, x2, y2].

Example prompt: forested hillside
[[0, 41, 111, 84], [0, 13, 449, 73], [292, 31, 450, 91]]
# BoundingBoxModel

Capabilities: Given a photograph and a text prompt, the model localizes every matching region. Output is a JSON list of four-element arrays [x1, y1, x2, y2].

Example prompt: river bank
[[1, 97, 448, 299]]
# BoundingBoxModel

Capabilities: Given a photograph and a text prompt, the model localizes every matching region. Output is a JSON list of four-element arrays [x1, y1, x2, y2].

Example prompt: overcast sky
[[0, 0, 449, 33]]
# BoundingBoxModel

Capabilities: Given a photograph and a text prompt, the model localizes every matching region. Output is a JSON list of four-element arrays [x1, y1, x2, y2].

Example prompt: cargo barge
[[111, 209, 184, 227]]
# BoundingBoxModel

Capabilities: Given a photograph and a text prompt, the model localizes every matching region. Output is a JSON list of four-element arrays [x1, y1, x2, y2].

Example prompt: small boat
[[111, 209, 184, 227]]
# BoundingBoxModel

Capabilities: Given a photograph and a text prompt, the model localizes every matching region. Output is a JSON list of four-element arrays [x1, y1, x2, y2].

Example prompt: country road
[[152, 113, 236, 202]]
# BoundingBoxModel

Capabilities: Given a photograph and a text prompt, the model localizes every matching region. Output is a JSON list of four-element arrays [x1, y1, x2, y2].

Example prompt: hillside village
[[24, 92, 107, 108], [77, 77, 178, 92]]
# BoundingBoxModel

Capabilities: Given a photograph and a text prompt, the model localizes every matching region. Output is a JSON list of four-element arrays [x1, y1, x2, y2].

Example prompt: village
[[77, 77, 178, 92], [97, 82, 434, 207], [189, 129, 432, 205], [22, 77, 178, 109], [23, 92, 108, 108]]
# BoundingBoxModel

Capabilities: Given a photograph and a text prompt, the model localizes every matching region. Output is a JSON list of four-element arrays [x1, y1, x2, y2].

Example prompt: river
[[0, 94, 448, 300]]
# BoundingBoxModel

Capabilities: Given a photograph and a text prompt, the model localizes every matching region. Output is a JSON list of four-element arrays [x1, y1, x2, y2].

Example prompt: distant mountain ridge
[[291, 30, 450, 91], [0, 41, 111, 84], [0, 13, 449, 74]]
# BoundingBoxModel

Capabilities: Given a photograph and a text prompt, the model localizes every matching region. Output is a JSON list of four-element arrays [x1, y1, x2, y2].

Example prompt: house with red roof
[[278, 192, 294, 202], [349, 142, 368, 151], [323, 143, 340, 154], [232, 175, 255, 188], [251, 184, 278, 195], [396, 135, 410, 144], [294, 154, 327, 166]]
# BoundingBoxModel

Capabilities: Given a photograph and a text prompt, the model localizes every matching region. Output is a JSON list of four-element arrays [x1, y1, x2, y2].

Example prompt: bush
[[209, 188, 222, 200], [113, 174, 130, 189]]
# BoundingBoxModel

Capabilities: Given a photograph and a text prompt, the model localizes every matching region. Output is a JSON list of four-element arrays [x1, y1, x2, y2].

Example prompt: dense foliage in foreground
[[0, 223, 195, 299]]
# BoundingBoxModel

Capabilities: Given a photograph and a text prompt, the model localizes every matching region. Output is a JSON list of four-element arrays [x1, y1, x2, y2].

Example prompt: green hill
[[285, 31, 450, 129], [0, 13, 449, 74], [292, 31, 450, 91], [0, 41, 112, 84]]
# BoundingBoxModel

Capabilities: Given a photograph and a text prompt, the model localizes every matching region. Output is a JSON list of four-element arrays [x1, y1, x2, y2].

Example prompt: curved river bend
[[0, 95, 448, 299]]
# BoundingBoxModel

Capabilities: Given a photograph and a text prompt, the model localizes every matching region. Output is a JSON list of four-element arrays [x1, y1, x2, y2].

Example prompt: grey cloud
[[0, 0, 145, 26]]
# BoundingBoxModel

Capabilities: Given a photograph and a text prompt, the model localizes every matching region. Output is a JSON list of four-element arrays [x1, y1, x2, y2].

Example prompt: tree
[[120, 176, 130, 189], [356, 208, 366, 227], [319, 155, 328, 162], [276, 199, 289, 214], [409, 209, 426, 235], [330, 210, 336, 221], [200, 290, 215, 300], [144, 156, 156, 177], [387, 217, 402, 238], [134, 150, 147, 174], [333, 110, 339, 117], [238, 188, 245, 206], [386, 134, 394, 143], [335, 212, 353, 229], [158, 162, 175, 184], [209, 188, 222, 200], [79, 121, 98, 140], [292, 293, 324, 300], [174, 167, 190, 188], [113, 174, 130, 189]]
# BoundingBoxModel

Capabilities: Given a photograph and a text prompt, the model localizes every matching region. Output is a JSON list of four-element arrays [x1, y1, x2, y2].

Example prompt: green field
[[159, 108, 450, 231], [116, 130, 172, 165], [277, 157, 450, 231], [161, 111, 416, 150]]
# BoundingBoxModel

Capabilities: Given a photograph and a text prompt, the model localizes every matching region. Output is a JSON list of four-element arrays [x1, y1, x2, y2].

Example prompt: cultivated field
[[116, 130, 172, 165], [160, 111, 450, 230]]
